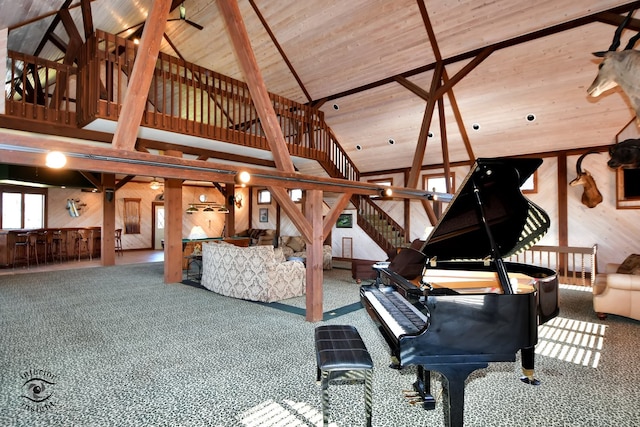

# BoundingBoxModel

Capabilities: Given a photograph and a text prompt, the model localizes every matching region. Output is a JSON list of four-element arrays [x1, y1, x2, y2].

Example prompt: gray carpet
[[0, 264, 639, 426]]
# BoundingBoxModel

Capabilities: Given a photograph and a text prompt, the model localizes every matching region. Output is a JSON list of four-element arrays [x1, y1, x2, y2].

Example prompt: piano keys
[[360, 158, 559, 427]]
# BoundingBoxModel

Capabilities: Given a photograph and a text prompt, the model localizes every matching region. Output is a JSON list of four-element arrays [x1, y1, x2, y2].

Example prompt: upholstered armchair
[[279, 235, 332, 270], [201, 242, 306, 303], [593, 255, 640, 321]]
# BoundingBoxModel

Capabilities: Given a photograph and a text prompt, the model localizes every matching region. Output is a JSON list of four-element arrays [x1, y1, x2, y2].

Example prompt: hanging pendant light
[[149, 178, 161, 190]]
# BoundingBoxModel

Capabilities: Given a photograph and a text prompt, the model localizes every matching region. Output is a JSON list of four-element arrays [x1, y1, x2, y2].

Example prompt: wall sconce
[[105, 189, 115, 202]]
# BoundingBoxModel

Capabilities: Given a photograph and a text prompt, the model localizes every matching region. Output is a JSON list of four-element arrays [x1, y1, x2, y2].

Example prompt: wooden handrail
[[506, 244, 597, 287]]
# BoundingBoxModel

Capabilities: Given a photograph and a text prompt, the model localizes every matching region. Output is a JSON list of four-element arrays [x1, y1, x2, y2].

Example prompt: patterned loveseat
[[201, 242, 306, 302]]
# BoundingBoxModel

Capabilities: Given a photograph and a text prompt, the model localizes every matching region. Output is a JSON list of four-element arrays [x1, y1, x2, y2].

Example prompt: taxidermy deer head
[[587, 9, 640, 120], [569, 151, 603, 208]]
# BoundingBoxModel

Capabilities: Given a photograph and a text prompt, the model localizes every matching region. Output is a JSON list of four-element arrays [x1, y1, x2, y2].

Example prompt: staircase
[[354, 196, 408, 255]]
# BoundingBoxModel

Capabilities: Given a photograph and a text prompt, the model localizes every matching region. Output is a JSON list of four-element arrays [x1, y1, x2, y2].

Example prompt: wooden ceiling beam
[[406, 61, 443, 189], [0, 130, 398, 197], [115, 175, 135, 190], [80, 0, 94, 39], [269, 186, 312, 243], [79, 171, 101, 188], [249, 0, 312, 102], [320, 2, 640, 104], [218, 0, 296, 173], [51, 8, 83, 108], [438, 98, 451, 193], [33, 0, 73, 56], [112, 0, 171, 151]]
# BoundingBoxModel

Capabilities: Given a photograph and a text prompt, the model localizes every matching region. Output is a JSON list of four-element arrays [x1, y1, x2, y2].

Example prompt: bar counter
[[0, 227, 102, 267]]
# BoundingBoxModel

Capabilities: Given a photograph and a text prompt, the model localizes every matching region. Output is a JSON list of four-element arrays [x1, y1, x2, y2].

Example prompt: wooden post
[[305, 189, 324, 322], [164, 150, 183, 283], [164, 177, 183, 283], [101, 173, 116, 266]]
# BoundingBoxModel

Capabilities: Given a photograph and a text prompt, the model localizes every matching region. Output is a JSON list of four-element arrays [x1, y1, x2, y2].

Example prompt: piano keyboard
[[363, 287, 429, 339]]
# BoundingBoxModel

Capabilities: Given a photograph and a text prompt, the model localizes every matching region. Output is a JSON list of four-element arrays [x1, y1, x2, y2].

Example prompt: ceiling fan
[[167, 2, 203, 31]]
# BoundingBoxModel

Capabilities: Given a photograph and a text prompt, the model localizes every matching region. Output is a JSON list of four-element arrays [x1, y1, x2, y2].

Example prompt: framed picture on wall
[[259, 208, 269, 222], [336, 213, 352, 228]]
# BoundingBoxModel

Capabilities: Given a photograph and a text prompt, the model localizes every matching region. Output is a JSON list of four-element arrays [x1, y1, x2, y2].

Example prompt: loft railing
[[3, 31, 358, 182], [5, 50, 76, 125], [75, 30, 359, 181]]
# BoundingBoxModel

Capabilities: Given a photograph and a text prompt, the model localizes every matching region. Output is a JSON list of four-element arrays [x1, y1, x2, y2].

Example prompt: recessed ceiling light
[[526, 113, 536, 122], [472, 123, 481, 131], [333, 104, 339, 110], [428, 131, 434, 138], [388, 138, 395, 145], [356, 144, 362, 151]]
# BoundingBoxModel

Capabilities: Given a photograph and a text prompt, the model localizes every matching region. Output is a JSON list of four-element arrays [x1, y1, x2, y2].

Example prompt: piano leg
[[520, 346, 540, 385], [431, 363, 488, 427], [412, 366, 436, 410]]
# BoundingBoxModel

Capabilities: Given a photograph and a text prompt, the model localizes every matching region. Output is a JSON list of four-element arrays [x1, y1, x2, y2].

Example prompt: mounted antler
[[588, 9, 640, 120], [569, 151, 603, 208]]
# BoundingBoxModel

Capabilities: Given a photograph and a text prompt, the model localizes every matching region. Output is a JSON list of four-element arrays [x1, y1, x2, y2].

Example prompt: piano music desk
[[420, 269, 537, 294]]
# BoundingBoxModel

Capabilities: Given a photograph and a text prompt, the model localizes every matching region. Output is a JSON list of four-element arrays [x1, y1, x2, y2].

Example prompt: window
[[423, 173, 455, 194], [2, 192, 22, 228], [24, 193, 45, 228], [616, 167, 640, 209], [289, 189, 302, 203], [0, 186, 46, 229], [521, 171, 537, 194], [257, 189, 271, 204]]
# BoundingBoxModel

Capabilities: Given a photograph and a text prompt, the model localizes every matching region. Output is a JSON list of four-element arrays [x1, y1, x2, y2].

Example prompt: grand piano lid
[[420, 157, 550, 261]]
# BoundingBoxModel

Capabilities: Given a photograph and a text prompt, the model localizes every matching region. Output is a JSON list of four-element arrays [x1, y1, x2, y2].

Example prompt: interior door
[[153, 203, 165, 250]]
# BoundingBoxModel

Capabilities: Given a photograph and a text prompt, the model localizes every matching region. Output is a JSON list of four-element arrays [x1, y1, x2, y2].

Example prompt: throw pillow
[[288, 236, 305, 252], [616, 254, 640, 274]]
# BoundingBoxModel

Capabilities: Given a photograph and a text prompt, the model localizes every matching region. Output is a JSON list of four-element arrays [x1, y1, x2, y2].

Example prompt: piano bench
[[314, 325, 373, 427]]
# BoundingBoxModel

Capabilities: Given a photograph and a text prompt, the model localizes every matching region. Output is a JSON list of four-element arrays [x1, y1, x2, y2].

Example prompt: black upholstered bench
[[314, 324, 373, 427]]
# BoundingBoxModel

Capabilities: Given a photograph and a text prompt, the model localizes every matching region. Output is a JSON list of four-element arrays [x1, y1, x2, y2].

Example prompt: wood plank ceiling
[[3, 0, 640, 176]]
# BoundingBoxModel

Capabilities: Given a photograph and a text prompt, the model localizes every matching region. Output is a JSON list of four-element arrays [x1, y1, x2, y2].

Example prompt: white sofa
[[593, 261, 640, 321], [201, 242, 306, 303]]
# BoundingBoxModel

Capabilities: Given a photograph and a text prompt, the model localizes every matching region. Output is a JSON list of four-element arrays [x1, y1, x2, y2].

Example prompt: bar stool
[[12, 233, 29, 268], [25, 232, 40, 266], [37, 231, 51, 265], [115, 228, 123, 256], [74, 229, 93, 261], [51, 230, 67, 263]]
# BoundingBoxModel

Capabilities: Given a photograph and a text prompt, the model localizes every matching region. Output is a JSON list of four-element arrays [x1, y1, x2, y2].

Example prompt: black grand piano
[[360, 158, 559, 427]]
